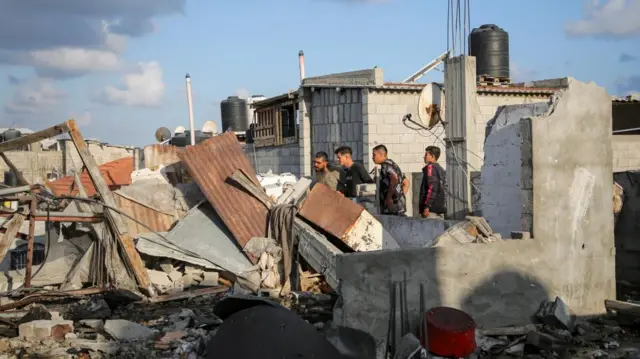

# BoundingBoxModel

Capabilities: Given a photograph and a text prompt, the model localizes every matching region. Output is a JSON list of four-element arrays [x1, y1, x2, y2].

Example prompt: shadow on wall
[[461, 270, 550, 328]]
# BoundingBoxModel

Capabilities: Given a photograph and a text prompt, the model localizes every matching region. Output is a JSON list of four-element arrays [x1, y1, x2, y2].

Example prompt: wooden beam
[[0, 122, 70, 153], [65, 119, 155, 296], [0, 209, 27, 264], [0, 154, 29, 186], [0, 211, 105, 222]]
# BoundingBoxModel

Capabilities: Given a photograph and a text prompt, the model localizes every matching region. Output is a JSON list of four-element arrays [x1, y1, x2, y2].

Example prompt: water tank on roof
[[469, 24, 510, 80], [221, 96, 249, 132], [2, 129, 22, 142]]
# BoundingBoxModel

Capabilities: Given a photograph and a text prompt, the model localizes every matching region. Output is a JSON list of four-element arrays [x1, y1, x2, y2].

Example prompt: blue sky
[[0, 0, 638, 146]]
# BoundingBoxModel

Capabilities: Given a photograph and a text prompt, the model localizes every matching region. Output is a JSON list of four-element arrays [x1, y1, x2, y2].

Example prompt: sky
[[0, 0, 638, 146]]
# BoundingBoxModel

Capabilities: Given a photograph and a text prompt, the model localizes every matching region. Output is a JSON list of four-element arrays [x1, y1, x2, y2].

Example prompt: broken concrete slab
[[104, 319, 157, 341], [298, 184, 400, 251], [294, 218, 341, 290], [19, 320, 73, 341], [147, 269, 174, 294], [536, 297, 576, 331]]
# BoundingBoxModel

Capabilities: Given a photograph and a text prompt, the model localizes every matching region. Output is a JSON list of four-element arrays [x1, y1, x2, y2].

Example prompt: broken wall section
[[480, 102, 550, 238]]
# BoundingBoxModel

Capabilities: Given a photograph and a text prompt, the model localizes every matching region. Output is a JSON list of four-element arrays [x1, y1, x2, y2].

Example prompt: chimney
[[298, 50, 306, 82]]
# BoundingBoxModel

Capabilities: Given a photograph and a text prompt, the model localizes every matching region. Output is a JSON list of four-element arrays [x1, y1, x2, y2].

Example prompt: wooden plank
[[0, 122, 70, 153], [605, 299, 640, 316], [65, 119, 154, 297], [0, 209, 27, 264], [0, 153, 29, 185]]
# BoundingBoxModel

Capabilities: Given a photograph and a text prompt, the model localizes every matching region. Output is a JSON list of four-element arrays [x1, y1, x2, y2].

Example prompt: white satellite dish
[[174, 125, 186, 135], [202, 120, 218, 134], [417, 83, 444, 129]]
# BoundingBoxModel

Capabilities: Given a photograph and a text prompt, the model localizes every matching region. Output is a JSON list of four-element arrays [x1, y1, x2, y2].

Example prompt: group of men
[[313, 145, 446, 219]]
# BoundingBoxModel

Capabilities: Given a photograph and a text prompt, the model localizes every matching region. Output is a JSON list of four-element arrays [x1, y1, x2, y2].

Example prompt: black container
[[4, 171, 18, 187], [220, 96, 249, 132], [170, 130, 212, 147], [469, 24, 510, 79]]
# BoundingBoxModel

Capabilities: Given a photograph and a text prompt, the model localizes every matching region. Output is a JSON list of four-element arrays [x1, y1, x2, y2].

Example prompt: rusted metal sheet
[[143, 144, 183, 168], [178, 132, 266, 263], [298, 183, 364, 242], [114, 193, 176, 237]]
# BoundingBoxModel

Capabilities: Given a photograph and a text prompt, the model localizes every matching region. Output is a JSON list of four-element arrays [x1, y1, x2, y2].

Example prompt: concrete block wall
[[480, 103, 549, 238], [309, 88, 364, 164], [363, 89, 447, 174], [244, 143, 300, 176], [612, 135, 640, 171], [0, 151, 64, 184], [472, 94, 550, 172], [60, 140, 135, 173]]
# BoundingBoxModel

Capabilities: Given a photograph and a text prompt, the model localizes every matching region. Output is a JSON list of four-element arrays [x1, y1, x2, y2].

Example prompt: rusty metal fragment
[[178, 132, 267, 263]]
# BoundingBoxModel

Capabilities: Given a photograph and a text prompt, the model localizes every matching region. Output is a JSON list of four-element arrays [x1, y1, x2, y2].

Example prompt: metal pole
[[25, 198, 36, 288], [298, 50, 306, 82], [186, 73, 196, 146]]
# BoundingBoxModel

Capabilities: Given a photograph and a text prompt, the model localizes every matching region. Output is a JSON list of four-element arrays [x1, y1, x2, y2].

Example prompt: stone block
[[536, 297, 576, 331], [19, 320, 73, 341], [199, 271, 220, 286]]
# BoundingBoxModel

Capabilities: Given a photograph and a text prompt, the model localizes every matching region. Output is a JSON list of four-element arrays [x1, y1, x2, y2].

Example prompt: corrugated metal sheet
[[298, 183, 363, 241], [178, 132, 267, 262], [476, 86, 557, 96], [114, 193, 176, 237], [143, 144, 183, 168], [47, 157, 133, 197]]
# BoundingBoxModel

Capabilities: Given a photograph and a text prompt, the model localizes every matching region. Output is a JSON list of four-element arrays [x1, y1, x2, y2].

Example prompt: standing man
[[419, 146, 446, 219], [372, 144, 407, 216], [334, 146, 373, 198], [313, 151, 341, 191]]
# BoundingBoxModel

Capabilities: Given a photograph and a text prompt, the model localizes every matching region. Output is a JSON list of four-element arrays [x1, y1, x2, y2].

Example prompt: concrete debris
[[104, 319, 157, 341], [18, 319, 73, 341], [432, 216, 502, 246], [536, 296, 576, 331]]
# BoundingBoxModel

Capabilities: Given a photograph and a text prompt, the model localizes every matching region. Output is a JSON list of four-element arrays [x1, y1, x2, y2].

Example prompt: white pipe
[[185, 73, 196, 146], [298, 50, 306, 82]]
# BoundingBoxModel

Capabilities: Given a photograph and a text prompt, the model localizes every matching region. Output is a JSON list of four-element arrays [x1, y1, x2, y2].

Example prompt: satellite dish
[[174, 126, 186, 135], [417, 83, 444, 129], [202, 120, 218, 134], [155, 127, 171, 142]]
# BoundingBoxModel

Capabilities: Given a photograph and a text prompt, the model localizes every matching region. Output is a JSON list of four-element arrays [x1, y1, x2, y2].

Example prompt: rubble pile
[[1, 121, 639, 358]]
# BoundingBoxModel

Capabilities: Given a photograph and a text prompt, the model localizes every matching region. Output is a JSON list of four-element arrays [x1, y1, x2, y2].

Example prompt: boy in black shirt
[[334, 146, 373, 198], [419, 146, 447, 219]]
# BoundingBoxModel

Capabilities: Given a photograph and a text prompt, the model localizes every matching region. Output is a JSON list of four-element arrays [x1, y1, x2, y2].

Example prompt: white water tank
[[246, 95, 267, 125]]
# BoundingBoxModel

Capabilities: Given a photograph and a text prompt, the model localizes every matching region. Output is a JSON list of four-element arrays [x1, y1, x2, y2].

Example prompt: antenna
[[417, 83, 445, 129], [202, 120, 218, 134], [174, 125, 186, 135], [155, 127, 171, 142]]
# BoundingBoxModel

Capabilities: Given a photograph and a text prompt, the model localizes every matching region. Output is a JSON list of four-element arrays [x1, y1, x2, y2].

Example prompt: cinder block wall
[[480, 103, 550, 237], [244, 143, 300, 176], [0, 151, 64, 183], [309, 88, 364, 165], [612, 135, 640, 171], [362, 89, 447, 174], [473, 94, 550, 171], [61, 140, 135, 173]]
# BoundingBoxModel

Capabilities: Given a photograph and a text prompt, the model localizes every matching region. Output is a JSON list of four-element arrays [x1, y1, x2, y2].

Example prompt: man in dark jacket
[[372, 144, 406, 216], [419, 146, 446, 219]]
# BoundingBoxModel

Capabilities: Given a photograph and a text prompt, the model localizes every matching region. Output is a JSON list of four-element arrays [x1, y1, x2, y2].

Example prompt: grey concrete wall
[[612, 135, 640, 171], [374, 215, 458, 248], [244, 143, 301, 177], [334, 79, 616, 358], [309, 88, 365, 164], [362, 89, 445, 174], [480, 103, 550, 237], [0, 141, 135, 184]]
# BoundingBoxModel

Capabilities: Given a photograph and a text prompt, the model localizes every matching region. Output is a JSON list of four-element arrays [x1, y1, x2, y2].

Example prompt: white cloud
[[97, 61, 165, 107], [27, 48, 124, 78], [4, 78, 66, 115], [510, 63, 539, 82], [566, 0, 640, 38]]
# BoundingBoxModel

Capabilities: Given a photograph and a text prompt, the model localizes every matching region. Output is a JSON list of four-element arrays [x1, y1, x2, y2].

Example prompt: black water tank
[[469, 24, 510, 79], [220, 96, 249, 132]]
